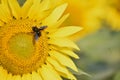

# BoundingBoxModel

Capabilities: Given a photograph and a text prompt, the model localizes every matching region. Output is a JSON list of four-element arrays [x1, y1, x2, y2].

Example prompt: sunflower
[[105, 0, 120, 30], [0, 0, 82, 80], [61, 0, 105, 40]]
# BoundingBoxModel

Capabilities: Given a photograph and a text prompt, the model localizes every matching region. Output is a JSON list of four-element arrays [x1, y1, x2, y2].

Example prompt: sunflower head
[[105, 0, 120, 30], [62, 0, 104, 40], [0, 0, 82, 80]]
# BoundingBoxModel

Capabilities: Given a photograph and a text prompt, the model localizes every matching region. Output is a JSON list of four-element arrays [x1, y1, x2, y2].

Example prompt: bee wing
[[39, 26, 47, 30]]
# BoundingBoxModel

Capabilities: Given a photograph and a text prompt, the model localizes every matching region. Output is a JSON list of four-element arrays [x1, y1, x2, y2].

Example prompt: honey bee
[[32, 26, 47, 37]]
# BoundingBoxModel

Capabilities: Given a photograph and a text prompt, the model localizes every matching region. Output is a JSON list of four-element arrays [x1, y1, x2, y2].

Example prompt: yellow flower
[[0, 0, 82, 80], [105, 0, 120, 30], [62, 0, 105, 40]]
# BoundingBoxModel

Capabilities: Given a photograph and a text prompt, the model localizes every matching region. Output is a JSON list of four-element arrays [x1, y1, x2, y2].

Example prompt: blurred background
[[74, 26, 120, 80], [19, 0, 120, 80], [62, 0, 120, 80]]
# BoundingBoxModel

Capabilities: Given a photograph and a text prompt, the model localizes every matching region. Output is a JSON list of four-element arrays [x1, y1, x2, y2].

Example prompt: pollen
[[0, 18, 49, 75]]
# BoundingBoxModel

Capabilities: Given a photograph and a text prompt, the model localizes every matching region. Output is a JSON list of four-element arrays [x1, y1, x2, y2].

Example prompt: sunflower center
[[8, 33, 35, 59], [0, 18, 49, 75]]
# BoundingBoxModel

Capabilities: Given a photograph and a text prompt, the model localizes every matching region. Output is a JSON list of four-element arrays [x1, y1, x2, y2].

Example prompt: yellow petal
[[32, 71, 42, 80], [47, 63, 63, 80], [22, 73, 31, 80], [43, 3, 68, 26], [38, 64, 62, 80], [54, 13, 69, 27], [50, 0, 64, 8], [49, 26, 82, 37], [33, 0, 42, 3], [47, 57, 77, 79], [27, 0, 41, 19], [39, 0, 50, 11], [61, 49, 79, 59], [49, 50, 78, 72], [49, 38, 80, 50], [0, 66, 7, 80], [47, 57, 68, 75], [1, 0, 7, 3], [59, 71, 77, 80], [21, 0, 33, 18], [54, 47, 79, 59], [0, 0, 12, 22], [27, 0, 49, 20], [34, 0, 51, 21], [1, 0, 11, 18], [13, 75, 21, 80], [46, 13, 69, 33], [8, 0, 21, 19], [7, 73, 12, 80], [0, 5, 10, 22], [47, 13, 69, 30]]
